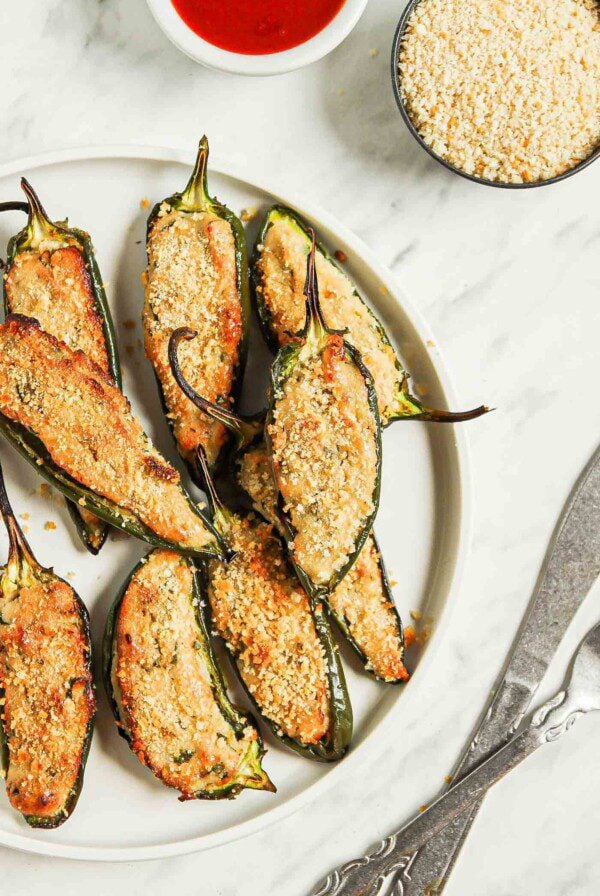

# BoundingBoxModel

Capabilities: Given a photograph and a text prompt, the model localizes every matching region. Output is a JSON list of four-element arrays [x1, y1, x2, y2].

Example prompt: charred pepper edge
[[194, 446, 353, 762], [102, 552, 275, 799], [170, 330, 402, 684], [252, 205, 490, 424], [0, 457, 96, 828], [265, 232, 383, 596], [3, 179, 123, 554], [145, 136, 251, 482]]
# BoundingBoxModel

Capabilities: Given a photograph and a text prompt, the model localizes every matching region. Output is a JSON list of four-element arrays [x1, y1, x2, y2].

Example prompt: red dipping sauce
[[171, 0, 346, 55]]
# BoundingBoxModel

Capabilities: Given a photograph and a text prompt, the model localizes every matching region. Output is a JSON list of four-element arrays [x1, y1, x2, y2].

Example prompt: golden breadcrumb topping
[[207, 515, 330, 744], [257, 217, 399, 422], [145, 209, 242, 468], [5, 239, 113, 540], [0, 317, 215, 551], [329, 536, 408, 682], [237, 441, 279, 529], [239, 443, 406, 681], [113, 550, 261, 797], [0, 576, 94, 819], [268, 335, 378, 588], [5, 243, 110, 374]]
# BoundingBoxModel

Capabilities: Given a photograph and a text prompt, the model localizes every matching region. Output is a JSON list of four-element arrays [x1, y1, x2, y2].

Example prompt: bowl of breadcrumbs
[[392, 0, 600, 186]]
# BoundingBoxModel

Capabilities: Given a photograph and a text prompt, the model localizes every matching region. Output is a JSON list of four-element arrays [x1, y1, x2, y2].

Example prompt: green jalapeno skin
[[168, 339, 352, 756], [103, 553, 274, 799], [252, 205, 489, 426], [145, 136, 251, 482], [267, 338, 382, 596], [0, 460, 95, 828], [2, 180, 122, 554], [195, 447, 353, 762]]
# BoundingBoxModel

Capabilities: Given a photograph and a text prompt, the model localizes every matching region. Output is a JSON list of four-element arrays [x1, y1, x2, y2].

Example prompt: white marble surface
[[0, 0, 599, 893]]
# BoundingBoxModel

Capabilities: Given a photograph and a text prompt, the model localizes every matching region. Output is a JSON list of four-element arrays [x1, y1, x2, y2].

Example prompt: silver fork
[[313, 617, 600, 896]]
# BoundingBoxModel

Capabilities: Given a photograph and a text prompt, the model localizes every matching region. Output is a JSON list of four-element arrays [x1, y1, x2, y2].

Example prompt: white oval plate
[[0, 146, 471, 861]]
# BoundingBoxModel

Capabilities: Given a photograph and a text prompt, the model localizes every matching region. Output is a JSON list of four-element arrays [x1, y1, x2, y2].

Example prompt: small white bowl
[[146, 0, 369, 75]]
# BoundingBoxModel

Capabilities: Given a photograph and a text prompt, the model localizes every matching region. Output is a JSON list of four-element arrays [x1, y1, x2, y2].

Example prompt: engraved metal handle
[[395, 447, 600, 895], [311, 619, 600, 896]]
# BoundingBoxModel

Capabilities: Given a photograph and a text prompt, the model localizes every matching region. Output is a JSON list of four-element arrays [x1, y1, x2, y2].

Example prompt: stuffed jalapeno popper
[[0, 315, 227, 560], [3, 180, 121, 553], [170, 329, 407, 685], [265, 234, 382, 596], [195, 446, 352, 760], [0, 459, 95, 827], [253, 206, 488, 426], [103, 549, 274, 799], [144, 136, 249, 478], [238, 441, 407, 683]]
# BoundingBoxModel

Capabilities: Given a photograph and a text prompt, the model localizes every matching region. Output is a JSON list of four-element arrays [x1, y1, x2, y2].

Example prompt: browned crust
[[238, 445, 406, 681], [5, 244, 111, 374], [329, 536, 408, 682], [0, 579, 94, 819], [114, 550, 258, 796], [0, 316, 213, 550], [268, 337, 378, 587], [144, 210, 243, 468], [257, 218, 400, 421], [207, 516, 330, 744]]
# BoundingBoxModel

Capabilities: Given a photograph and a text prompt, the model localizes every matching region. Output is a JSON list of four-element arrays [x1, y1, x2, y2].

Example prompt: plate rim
[[0, 144, 473, 862]]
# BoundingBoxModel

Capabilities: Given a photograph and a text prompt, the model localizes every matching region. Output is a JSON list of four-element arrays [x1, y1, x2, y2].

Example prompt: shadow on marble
[[319, 8, 450, 191]]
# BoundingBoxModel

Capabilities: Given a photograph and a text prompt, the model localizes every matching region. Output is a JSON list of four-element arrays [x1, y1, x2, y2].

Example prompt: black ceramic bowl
[[391, 1, 600, 189]]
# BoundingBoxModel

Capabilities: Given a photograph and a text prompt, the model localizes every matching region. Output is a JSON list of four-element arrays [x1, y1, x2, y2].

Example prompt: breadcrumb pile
[[399, 0, 600, 183]]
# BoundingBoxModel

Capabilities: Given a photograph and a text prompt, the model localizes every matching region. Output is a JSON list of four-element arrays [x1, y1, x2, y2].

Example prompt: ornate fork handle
[[311, 835, 417, 896], [310, 688, 588, 896]]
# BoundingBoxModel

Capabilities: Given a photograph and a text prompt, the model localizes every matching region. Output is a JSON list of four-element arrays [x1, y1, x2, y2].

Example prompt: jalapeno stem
[[394, 378, 491, 422], [0, 201, 29, 215], [168, 328, 263, 451], [20, 178, 56, 249], [194, 446, 233, 534], [179, 135, 210, 212], [303, 228, 489, 423], [299, 229, 347, 342], [0, 456, 39, 573]]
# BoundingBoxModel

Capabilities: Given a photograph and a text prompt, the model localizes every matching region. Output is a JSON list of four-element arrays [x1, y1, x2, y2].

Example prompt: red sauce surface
[[171, 0, 346, 55]]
